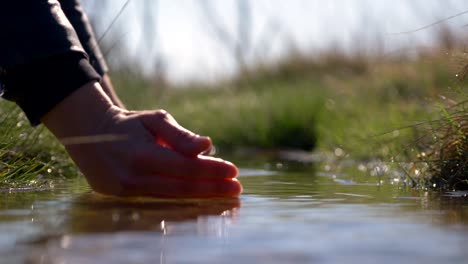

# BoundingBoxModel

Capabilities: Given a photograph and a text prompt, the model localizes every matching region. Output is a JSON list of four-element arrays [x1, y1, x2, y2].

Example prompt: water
[[1, 157, 468, 263]]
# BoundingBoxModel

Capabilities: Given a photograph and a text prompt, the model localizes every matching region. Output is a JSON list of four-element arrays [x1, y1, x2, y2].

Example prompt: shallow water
[[1, 158, 468, 264]]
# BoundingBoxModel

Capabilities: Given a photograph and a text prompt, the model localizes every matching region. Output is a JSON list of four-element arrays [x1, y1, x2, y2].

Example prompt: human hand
[[42, 82, 242, 198]]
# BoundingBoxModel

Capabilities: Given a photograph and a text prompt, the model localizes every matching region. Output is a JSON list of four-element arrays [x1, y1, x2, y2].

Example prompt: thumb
[[140, 110, 212, 157]]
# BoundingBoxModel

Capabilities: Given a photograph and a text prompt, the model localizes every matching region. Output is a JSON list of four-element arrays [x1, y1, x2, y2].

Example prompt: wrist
[[41, 81, 122, 141], [101, 74, 125, 109]]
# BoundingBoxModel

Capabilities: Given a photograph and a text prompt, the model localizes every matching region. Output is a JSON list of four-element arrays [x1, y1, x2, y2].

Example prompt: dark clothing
[[0, 0, 108, 125]]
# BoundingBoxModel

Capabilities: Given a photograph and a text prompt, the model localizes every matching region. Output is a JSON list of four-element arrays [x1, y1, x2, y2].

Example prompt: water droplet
[[161, 220, 167, 235], [358, 164, 367, 171], [112, 213, 120, 222], [60, 235, 71, 249], [131, 212, 140, 221], [371, 164, 389, 176], [221, 210, 231, 217], [334, 148, 344, 157], [325, 99, 336, 110]]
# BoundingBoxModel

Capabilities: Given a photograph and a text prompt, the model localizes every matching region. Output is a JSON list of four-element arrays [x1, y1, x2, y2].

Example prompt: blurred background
[[77, 1, 467, 186], [82, 0, 468, 83]]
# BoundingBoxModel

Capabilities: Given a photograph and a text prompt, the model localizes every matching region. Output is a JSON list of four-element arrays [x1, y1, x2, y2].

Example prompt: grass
[[0, 35, 467, 190], [415, 98, 468, 189], [0, 104, 76, 189]]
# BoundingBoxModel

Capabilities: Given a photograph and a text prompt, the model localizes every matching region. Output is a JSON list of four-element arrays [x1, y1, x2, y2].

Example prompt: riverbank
[[1, 43, 466, 189]]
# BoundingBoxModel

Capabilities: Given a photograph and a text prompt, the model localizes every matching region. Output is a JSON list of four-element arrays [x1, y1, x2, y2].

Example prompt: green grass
[[0, 103, 76, 188], [417, 99, 468, 189]]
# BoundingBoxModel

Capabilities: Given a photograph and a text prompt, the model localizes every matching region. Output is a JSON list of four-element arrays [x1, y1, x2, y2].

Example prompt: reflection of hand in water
[[22, 194, 240, 263], [67, 193, 241, 234]]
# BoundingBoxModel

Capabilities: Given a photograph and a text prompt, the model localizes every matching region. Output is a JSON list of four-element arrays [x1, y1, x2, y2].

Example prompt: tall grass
[[414, 97, 468, 189]]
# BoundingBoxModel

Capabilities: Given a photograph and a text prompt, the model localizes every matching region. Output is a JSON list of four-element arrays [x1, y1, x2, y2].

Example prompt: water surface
[[1, 158, 468, 263]]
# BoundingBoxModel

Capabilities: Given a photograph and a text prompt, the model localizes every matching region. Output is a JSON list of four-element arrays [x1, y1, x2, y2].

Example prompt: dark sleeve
[[59, 0, 109, 76], [0, 0, 100, 126]]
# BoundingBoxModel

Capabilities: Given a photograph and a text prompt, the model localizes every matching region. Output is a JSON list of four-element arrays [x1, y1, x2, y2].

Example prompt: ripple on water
[[444, 191, 468, 198], [334, 193, 374, 199]]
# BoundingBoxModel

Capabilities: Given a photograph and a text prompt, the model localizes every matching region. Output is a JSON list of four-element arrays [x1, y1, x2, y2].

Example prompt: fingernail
[[199, 136, 211, 143], [225, 161, 239, 178], [227, 179, 243, 196]]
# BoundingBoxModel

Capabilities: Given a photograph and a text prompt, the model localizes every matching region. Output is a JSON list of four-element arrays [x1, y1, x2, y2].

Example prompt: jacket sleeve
[[0, 0, 101, 126], [59, 0, 109, 76]]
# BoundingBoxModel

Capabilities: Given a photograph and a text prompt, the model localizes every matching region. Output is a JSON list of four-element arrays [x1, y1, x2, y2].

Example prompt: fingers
[[140, 110, 212, 157], [121, 177, 242, 198], [133, 146, 239, 180], [127, 147, 242, 198]]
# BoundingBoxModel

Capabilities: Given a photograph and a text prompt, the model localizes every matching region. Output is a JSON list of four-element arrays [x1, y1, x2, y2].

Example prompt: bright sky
[[82, 0, 468, 83]]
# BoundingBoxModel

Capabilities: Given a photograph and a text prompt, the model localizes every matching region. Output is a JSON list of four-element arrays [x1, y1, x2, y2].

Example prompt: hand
[[42, 82, 242, 198]]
